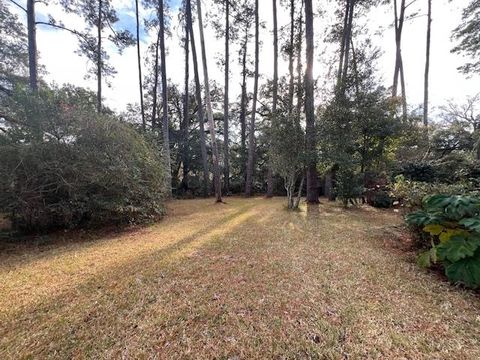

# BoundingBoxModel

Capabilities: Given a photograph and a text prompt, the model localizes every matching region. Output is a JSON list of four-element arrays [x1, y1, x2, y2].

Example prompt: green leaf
[[424, 195, 480, 221], [423, 194, 451, 210], [423, 224, 444, 236], [405, 211, 444, 226], [417, 247, 437, 268], [437, 235, 480, 263], [459, 217, 480, 233], [439, 229, 469, 243], [444, 248, 480, 289]]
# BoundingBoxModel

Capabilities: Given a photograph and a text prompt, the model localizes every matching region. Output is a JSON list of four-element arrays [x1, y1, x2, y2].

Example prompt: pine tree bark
[[245, 0, 259, 197], [96, 0, 102, 112], [187, 0, 209, 197], [423, 0, 432, 128], [400, 54, 407, 120], [151, 31, 160, 128], [223, 0, 230, 194], [267, 0, 278, 198], [239, 30, 248, 186], [341, 0, 354, 88], [337, 0, 350, 88], [27, 0, 38, 92], [197, 0, 222, 202], [135, 0, 145, 130], [287, 0, 295, 115], [305, 0, 319, 204], [159, 0, 172, 196], [181, 1, 190, 191], [295, 0, 304, 123]]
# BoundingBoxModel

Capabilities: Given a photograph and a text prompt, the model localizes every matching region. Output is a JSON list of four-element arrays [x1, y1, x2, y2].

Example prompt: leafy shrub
[[335, 167, 363, 207], [369, 190, 394, 208], [0, 86, 167, 232], [406, 195, 480, 289], [399, 161, 436, 183], [431, 153, 471, 184], [392, 175, 474, 209]]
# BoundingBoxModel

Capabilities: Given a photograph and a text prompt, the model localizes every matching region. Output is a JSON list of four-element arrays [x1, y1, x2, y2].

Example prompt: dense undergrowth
[[0, 86, 167, 233]]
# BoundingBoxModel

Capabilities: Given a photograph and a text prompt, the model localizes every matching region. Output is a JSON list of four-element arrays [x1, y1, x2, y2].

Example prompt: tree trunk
[[239, 31, 248, 186], [295, 0, 304, 124], [267, 0, 279, 198], [392, 0, 405, 97], [27, 0, 37, 91], [245, 0, 259, 197], [399, 55, 407, 120], [305, 0, 319, 204], [350, 38, 360, 96], [181, 1, 190, 191], [393, 0, 408, 120], [423, 0, 432, 128], [341, 0, 354, 89], [197, 0, 222, 202], [187, 0, 209, 197], [151, 31, 160, 128], [223, 0, 230, 194], [288, 0, 295, 115], [337, 0, 350, 88], [294, 176, 305, 209], [96, 0, 102, 112], [135, 0, 145, 130], [159, 0, 172, 196]]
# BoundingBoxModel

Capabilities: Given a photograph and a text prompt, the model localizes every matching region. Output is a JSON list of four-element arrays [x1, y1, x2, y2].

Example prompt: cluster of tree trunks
[[13, 0, 438, 204]]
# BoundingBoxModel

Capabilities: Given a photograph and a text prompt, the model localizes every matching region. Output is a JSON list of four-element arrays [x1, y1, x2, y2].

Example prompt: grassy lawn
[[1, 197, 479, 359]]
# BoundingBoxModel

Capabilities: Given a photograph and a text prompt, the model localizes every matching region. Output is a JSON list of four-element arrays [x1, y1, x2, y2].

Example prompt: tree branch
[[0, 84, 13, 96], [35, 21, 90, 42], [7, 0, 27, 12]]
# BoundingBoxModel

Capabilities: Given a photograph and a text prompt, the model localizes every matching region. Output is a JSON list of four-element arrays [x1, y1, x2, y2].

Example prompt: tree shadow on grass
[[0, 201, 265, 358]]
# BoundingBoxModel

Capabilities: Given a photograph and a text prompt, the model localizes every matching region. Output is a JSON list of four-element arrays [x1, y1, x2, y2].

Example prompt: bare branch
[[35, 21, 90, 42], [7, 0, 27, 12]]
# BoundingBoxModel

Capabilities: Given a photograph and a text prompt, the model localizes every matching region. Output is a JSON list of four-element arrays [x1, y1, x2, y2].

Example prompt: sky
[[7, 0, 480, 120]]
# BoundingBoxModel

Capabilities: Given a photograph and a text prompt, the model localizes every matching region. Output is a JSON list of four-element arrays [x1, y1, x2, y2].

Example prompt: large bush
[[392, 175, 476, 209], [406, 195, 480, 289], [399, 161, 436, 183], [0, 86, 167, 232]]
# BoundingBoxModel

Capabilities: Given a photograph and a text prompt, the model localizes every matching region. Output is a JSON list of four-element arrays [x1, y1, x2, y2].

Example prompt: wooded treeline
[[2, 0, 480, 222]]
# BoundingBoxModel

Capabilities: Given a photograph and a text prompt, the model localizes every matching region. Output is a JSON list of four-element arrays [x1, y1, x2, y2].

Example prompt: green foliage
[[335, 167, 363, 207], [369, 190, 394, 208], [399, 161, 436, 183], [444, 249, 480, 288], [60, 0, 135, 82], [405, 194, 480, 288], [451, 0, 480, 74], [0, 1, 28, 92], [392, 175, 474, 209], [437, 235, 480, 263], [0, 86, 166, 233], [269, 113, 305, 209]]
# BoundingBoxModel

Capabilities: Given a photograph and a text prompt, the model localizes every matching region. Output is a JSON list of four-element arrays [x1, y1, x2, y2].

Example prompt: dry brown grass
[[1, 197, 479, 359]]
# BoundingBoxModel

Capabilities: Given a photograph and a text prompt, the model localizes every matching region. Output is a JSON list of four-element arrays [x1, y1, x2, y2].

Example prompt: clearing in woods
[[0, 197, 479, 358]]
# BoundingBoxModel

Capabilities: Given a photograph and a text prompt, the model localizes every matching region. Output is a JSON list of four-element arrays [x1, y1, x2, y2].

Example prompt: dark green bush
[[406, 195, 480, 289], [335, 167, 363, 207], [400, 161, 436, 183], [369, 190, 394, 208], [0, 86, 167, 232]]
